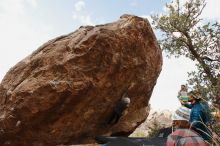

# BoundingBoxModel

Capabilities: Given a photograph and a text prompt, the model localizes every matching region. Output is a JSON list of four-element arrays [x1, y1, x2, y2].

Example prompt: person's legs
[[112, 114, 121, 124], [107, 112, 117, 125]]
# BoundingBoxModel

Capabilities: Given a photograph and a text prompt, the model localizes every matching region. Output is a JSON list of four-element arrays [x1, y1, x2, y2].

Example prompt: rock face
[[0, 14, 162, 145]]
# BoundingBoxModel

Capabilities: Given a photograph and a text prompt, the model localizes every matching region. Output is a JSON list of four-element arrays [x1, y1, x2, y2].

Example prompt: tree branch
[[185, 32, 217, 85]]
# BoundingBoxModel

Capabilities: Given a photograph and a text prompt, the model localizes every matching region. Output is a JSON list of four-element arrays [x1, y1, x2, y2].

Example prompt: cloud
[[72, 0, 95, 25], [0, 0, 25, 16], [74, 0, 85, 11], [25, 0, 38, 8], [0, 0, 51, 81], [172, 32, 181, 38], [140, 15, 153, 24], [151, 56, 196, 110], [72, 12, 94, 25], [202, 0, 220, 21], [0, 0, 38, 16]]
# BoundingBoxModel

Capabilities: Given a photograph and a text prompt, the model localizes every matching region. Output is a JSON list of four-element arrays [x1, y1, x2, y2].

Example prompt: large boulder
[[0, 14, 162, 145]]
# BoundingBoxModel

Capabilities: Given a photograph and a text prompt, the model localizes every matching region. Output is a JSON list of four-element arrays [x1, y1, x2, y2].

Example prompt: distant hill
[[130, 109, 172, 137]]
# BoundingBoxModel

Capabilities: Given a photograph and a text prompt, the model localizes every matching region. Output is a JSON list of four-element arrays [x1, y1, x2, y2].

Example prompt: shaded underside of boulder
[[0, 14, 162, 145]]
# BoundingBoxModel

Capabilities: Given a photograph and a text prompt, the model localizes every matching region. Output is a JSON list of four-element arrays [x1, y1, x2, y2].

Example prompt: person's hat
[[188, 91, 202, 99], [172, 106, 191, 121]]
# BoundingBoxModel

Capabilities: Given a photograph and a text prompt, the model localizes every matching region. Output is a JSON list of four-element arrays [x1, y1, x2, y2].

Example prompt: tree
[[147, 119, 162, 138], [151, 0, 220, 103]]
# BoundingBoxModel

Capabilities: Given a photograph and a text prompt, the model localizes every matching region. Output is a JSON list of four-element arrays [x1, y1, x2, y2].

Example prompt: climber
[[182, 90, 213, 143], [177, 84, 188, 103], [107, 93, 130, 125], [167, 106, 208, 146]]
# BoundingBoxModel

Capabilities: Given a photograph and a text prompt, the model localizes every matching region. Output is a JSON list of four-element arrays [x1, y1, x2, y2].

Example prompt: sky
[[0, 0, 219, 110]]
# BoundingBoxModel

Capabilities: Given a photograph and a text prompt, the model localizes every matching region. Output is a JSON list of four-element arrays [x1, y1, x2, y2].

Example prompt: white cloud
[[151, 56, 196, 110], [0, 0, 25, 16], [72, 12, 94, 25], [72, 0, 95, 25], [74, 0, 85, 11], [0, 0, 38, 16], [173, 32, 181, 38], [140, 15, 153, 24], [0, 0, 51, 81], [25, 0, 38, 8], [202, 0, 220, 21]]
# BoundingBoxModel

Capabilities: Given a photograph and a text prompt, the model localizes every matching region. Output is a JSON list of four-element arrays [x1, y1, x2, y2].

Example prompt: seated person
[[177, 84, 189, 103], [167, 106, 208, 146]]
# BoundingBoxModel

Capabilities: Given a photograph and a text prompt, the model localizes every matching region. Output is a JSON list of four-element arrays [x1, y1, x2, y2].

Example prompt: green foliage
[[151, 0, 220, 103], [147, 119, 162, 138]]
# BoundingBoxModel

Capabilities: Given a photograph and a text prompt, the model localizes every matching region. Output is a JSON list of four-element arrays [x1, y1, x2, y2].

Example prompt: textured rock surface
[[0, 14, 162, 145]]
